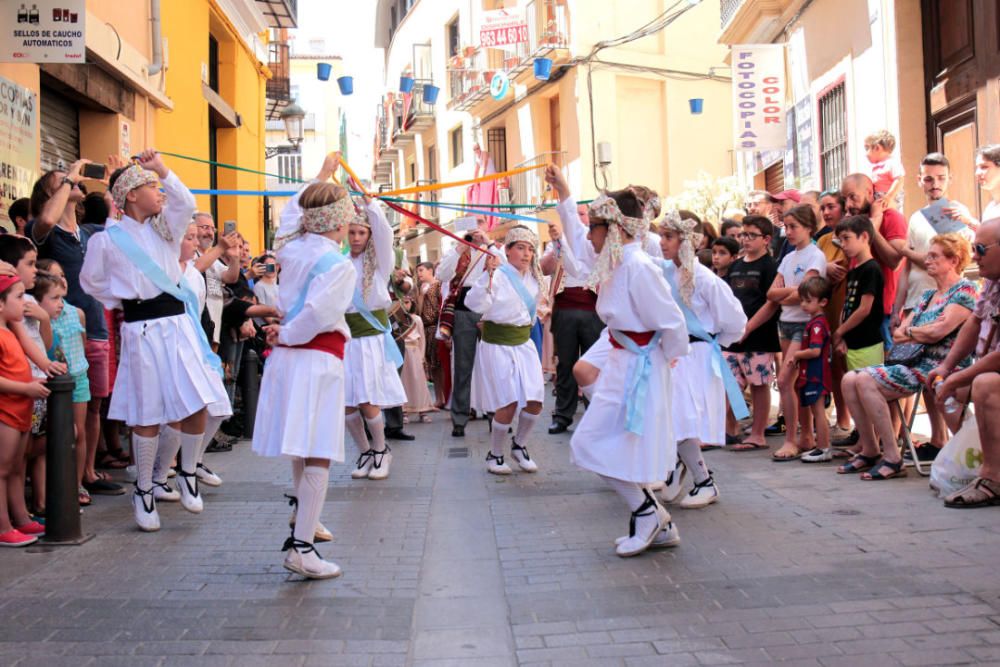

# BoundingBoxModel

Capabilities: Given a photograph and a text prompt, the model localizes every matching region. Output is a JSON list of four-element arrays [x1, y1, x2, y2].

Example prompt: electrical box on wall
[[597, 142, 613, 166]]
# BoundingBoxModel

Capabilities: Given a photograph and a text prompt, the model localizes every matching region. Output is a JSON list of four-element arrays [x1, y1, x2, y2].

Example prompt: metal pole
[[241, 348, 259, 439], [42, 374, 91, 545]]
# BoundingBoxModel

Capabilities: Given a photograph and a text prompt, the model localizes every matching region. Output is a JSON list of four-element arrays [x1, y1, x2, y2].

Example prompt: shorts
[[724, 351, 775, 389], [31, 398, 47, 437], [71, 371, 91, 404], [85, 338, 111, 399], [846, 342, 884, 371], [778, 320, 806, 343], [798, 380, 827, 407]]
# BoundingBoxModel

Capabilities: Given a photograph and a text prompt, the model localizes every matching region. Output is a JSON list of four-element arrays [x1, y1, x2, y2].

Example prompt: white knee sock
[[293, 465, 329, 544], [365, 414, 387, 452], [490, 419, 509, 457], [179, 432, 204, 475], [291, 457, 304, 491], [346, 412, 369, 453], [677, 438, 710, 484], [514, 410, 539, 445], [134, 434, 159, 491], [580, 382, 596, 401], [601, 475, 661, 537], [198, 415, 226, 464], [153, 426, 182, 484]]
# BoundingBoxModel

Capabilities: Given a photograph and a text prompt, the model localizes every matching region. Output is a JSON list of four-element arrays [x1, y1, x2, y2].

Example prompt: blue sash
[[284, 251, 346, 322], [351, 287, 404, 368], [106, 224, 223, 377], [609, 329, 663, 436], [659, 260, 749, 420], [498, 263, 537, 323]]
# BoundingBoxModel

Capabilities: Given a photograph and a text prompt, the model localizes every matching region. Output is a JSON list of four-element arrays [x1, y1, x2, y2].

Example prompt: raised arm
[[366, 200, 396, 281]]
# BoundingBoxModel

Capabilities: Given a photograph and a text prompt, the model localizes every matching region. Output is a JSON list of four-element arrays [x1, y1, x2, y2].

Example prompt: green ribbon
[[346, 309, 389, 338], [481, 321, 531, 346]]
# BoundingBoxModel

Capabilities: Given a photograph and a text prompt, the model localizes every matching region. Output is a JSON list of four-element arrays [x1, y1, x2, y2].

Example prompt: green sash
[[481, 321, 531, 346], [346, 309, 389, 338]]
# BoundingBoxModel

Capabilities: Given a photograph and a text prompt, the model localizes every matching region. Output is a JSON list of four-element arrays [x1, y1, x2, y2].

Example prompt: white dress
[[80, 171, 228, 427], [252, 233, 356, 460], [466, 258, 545, 413], [343, 201, 407, 408], [569, 243, 689, 483], [183, 261, 232, 420], [660, 261, 746, 445]]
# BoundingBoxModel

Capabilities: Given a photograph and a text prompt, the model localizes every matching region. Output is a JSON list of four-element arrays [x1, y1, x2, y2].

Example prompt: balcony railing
[[255, 0, 297, 29], [720, 0, 743, 27], [266, 39, 290, 102], [499, 151, 566, 212]]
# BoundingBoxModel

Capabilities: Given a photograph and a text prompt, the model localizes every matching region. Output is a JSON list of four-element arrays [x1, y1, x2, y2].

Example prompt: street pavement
[[1, 396, 1000, 667]]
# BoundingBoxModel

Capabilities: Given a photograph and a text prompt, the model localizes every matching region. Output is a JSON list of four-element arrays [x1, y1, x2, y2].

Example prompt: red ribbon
[[381, 199, 488, 254]]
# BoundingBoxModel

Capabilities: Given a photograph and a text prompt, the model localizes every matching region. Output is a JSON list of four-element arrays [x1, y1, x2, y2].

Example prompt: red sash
[[284, 331, 346, 359], [609, 330, 655, 350]]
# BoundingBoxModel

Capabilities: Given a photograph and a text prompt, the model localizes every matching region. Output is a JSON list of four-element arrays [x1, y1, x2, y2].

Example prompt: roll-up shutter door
[[764, 160, 784, 194], [40, 87, 79, 172]]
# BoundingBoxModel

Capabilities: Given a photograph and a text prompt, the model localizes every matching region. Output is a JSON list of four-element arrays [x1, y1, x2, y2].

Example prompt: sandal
[[772, 446, 803, 462], [944, 477, 1000, 508], [420, 414, 433, 424], [837, 453, 880, 474], [732, 441, 768, 452], [861, 458, 908, 480], [78, 487, 92, 506]]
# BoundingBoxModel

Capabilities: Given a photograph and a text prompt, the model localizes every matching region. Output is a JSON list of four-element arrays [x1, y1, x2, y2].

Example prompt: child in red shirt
[[789, 276, 833, 462]]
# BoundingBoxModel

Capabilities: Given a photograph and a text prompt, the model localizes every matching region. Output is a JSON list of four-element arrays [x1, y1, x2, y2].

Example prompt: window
[[818, 81, 848, 191], [427, 145, 437, 180], [208, 35, 219, 92], [446, 16, 460, 57], [486, 128, 507, 172], [277, 153, 302, 184], [450, 125, 464, 168]]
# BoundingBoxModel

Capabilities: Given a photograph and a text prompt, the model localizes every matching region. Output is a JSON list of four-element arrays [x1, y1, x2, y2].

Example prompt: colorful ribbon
[[376, 163, 547, 197], [609, 329, 663, 436]]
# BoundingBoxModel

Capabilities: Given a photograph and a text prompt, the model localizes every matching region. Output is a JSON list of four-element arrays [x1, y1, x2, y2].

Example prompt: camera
[[463, 233, 475, 242]]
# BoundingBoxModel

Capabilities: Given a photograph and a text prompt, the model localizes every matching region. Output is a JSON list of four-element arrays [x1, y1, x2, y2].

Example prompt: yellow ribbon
[[337, 155, 369, 197], [374, 163, 547, 197]]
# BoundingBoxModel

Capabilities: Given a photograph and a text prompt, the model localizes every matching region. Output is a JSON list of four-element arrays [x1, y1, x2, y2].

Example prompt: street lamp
[[280, 100, 306, 148]]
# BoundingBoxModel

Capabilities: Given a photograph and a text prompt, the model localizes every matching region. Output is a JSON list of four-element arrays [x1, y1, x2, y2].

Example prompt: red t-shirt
[[878, 208, 907, 315], [0, 328, 34, 432]]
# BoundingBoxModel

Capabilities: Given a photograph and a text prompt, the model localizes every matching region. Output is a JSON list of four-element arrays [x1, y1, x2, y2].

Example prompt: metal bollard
[[241, 348, 260, 438], [43, 374, 91, 545]]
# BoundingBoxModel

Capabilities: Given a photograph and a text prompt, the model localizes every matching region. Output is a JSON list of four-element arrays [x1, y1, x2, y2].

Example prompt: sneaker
[[904, 443, 941, 463], [660, 463, 687, 504], [14, 520, 45, 536], [175, 470, 204, 514], [282, 538, 342, 579], [829, 424, 854, 441], [132, 488, 161, 532], [800, 447, 834, 463], [152, 481, 180, 502], [196, 462, 223, 487], [765, 415, 786, 436], [486, 452, 512, 475], [367, 448, 392, 480], [832, 429, 860, 448], [510, 440, 538, 473], [0, 529, 37, 547], [351, 450, 375, 479], [615, 522, 680, 549], [680, 476, 719, 509]]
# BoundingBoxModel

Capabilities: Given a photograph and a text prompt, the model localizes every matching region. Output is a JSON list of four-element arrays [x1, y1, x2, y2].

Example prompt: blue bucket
[[534, 57, 553, 80], [399, 76, 414, 93], [689, 98, 704, 114], [337, 76, 354, 95], [317, 62, 332, 81], [422, 84, 440, 105]]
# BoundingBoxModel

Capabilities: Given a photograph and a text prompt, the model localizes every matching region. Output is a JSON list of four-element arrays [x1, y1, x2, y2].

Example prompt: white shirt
[[183, 261, 206, 313], [437, 243, 498, 288], [203, 259, 227, 300], [542, 242, 589, 289], [555, 197, 662, 281], [776, 243, 828, 323], [905, 210, 938, 310], [465, 258, 540, 327], [81, 171, 197, 309], [665, 261, 747, 347], [347, 201, 395, 313]]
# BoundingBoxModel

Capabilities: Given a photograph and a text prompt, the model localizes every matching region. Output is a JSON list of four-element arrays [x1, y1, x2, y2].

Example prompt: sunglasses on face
[[974, 242, 999, 257]]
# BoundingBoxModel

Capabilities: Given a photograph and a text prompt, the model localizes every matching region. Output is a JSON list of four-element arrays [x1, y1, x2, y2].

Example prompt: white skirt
[[343, 334, 407, 408], [109, 314, 229, 427], [570, 345, 676, 484], [471, 340, 545, 413], [252, 346, 346, 461], [671, 342, 726, 445], [579, 329, 611, 369]]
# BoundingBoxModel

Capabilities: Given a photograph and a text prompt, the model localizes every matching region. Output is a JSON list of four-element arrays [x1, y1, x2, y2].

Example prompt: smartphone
[[82, 163, 107, 180], [223, 220, 237, 235], [265, 264, 276, 274]]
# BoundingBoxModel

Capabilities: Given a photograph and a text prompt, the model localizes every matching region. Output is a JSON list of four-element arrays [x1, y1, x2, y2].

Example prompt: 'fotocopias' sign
[[732, 44, 786, 152]]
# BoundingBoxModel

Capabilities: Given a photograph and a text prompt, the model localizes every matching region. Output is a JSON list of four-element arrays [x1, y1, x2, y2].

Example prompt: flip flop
[[732, 441, 768, 452], [772, 447, 803, 462]]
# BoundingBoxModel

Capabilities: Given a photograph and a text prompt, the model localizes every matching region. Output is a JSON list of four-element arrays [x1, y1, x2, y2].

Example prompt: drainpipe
[[148, 0, 164, 76]]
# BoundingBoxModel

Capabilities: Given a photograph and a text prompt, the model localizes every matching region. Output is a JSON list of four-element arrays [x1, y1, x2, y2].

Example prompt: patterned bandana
[[503, 225, 543, 286], [349, 207, 379, 299], [274, 196, 356, 251], [584, 194, 649, 288], [658, 210, 702, 307], [110, 165, 173, 241]]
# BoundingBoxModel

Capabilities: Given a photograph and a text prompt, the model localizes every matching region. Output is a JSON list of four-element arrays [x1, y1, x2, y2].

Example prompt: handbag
[[885, 341, 924, 366]]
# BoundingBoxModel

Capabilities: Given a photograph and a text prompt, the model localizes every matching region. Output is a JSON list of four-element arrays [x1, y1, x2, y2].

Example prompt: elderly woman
[[838, 233, 978, 480]]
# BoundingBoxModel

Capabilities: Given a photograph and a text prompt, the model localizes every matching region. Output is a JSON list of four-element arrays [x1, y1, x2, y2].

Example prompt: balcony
[[718, 0, 805, 45], [255, 0, 297, 29], [265, 36, 290, 120], [497, 151, 565, 213], [406, 80, 436, 131]]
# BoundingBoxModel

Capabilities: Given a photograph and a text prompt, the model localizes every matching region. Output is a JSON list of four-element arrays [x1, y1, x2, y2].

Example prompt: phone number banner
[[480, 10, 528, 51], [731, 44, 787, 152], [1, 0, 86, 63]]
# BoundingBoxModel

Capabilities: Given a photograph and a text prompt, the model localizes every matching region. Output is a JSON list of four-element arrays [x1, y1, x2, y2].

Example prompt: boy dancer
[[81, 150, 227, 531]]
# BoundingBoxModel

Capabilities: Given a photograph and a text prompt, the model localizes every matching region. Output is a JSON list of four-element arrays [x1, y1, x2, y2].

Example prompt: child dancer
[[252, 153, 356, 578], [656, 213, 747, 508], [544, 166, 690, 558], [343, 181, 407, 482], [466, 225, 544, 475], [401, 300, 435, 424], [81, 149, 228, 531]]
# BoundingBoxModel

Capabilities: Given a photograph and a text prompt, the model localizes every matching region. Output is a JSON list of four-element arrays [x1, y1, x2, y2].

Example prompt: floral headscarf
[[349, 207, 379, 299], [584, 189, 658, 288], [273, 195, 356, 250], [503, 225, 543, 286], [658, 210, 703, 307], [110, 165, 172, 241]]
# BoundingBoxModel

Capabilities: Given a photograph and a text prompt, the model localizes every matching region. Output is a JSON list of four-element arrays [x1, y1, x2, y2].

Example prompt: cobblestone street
[[1, 399, 999, 667]]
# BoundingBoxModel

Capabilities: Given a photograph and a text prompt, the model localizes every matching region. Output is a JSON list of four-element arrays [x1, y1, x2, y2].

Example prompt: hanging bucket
[[422, 84, 440, 105], [337, 76, 354, 95], [534, 57, 553, 80], [399, 76, 414, 93], [689, 98, 704, 114], [317, 62, 332, 81]]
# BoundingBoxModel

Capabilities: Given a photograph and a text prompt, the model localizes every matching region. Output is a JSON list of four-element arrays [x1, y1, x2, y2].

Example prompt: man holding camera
[[436, 224, 498, 437]]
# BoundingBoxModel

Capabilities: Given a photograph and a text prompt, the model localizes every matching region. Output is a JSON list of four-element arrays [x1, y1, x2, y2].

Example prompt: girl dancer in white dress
[[466, 226, 545, 475], [252, 153, 356, 579], [81, 150, 228, 532]]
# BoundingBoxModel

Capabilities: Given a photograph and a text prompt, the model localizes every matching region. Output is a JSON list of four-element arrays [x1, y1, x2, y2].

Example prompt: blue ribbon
[[351, 287, 404, 368], [106, 225, 223, 378], [420, 201, 547, 224], [609, 329, 663, 436], [497, 263, 537, 323], [659, 260, 749, 420], [284, 251, 347, 322]]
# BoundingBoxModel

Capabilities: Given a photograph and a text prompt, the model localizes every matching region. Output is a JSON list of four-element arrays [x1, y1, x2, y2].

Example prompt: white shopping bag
[[930, 412, 982, 496]]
